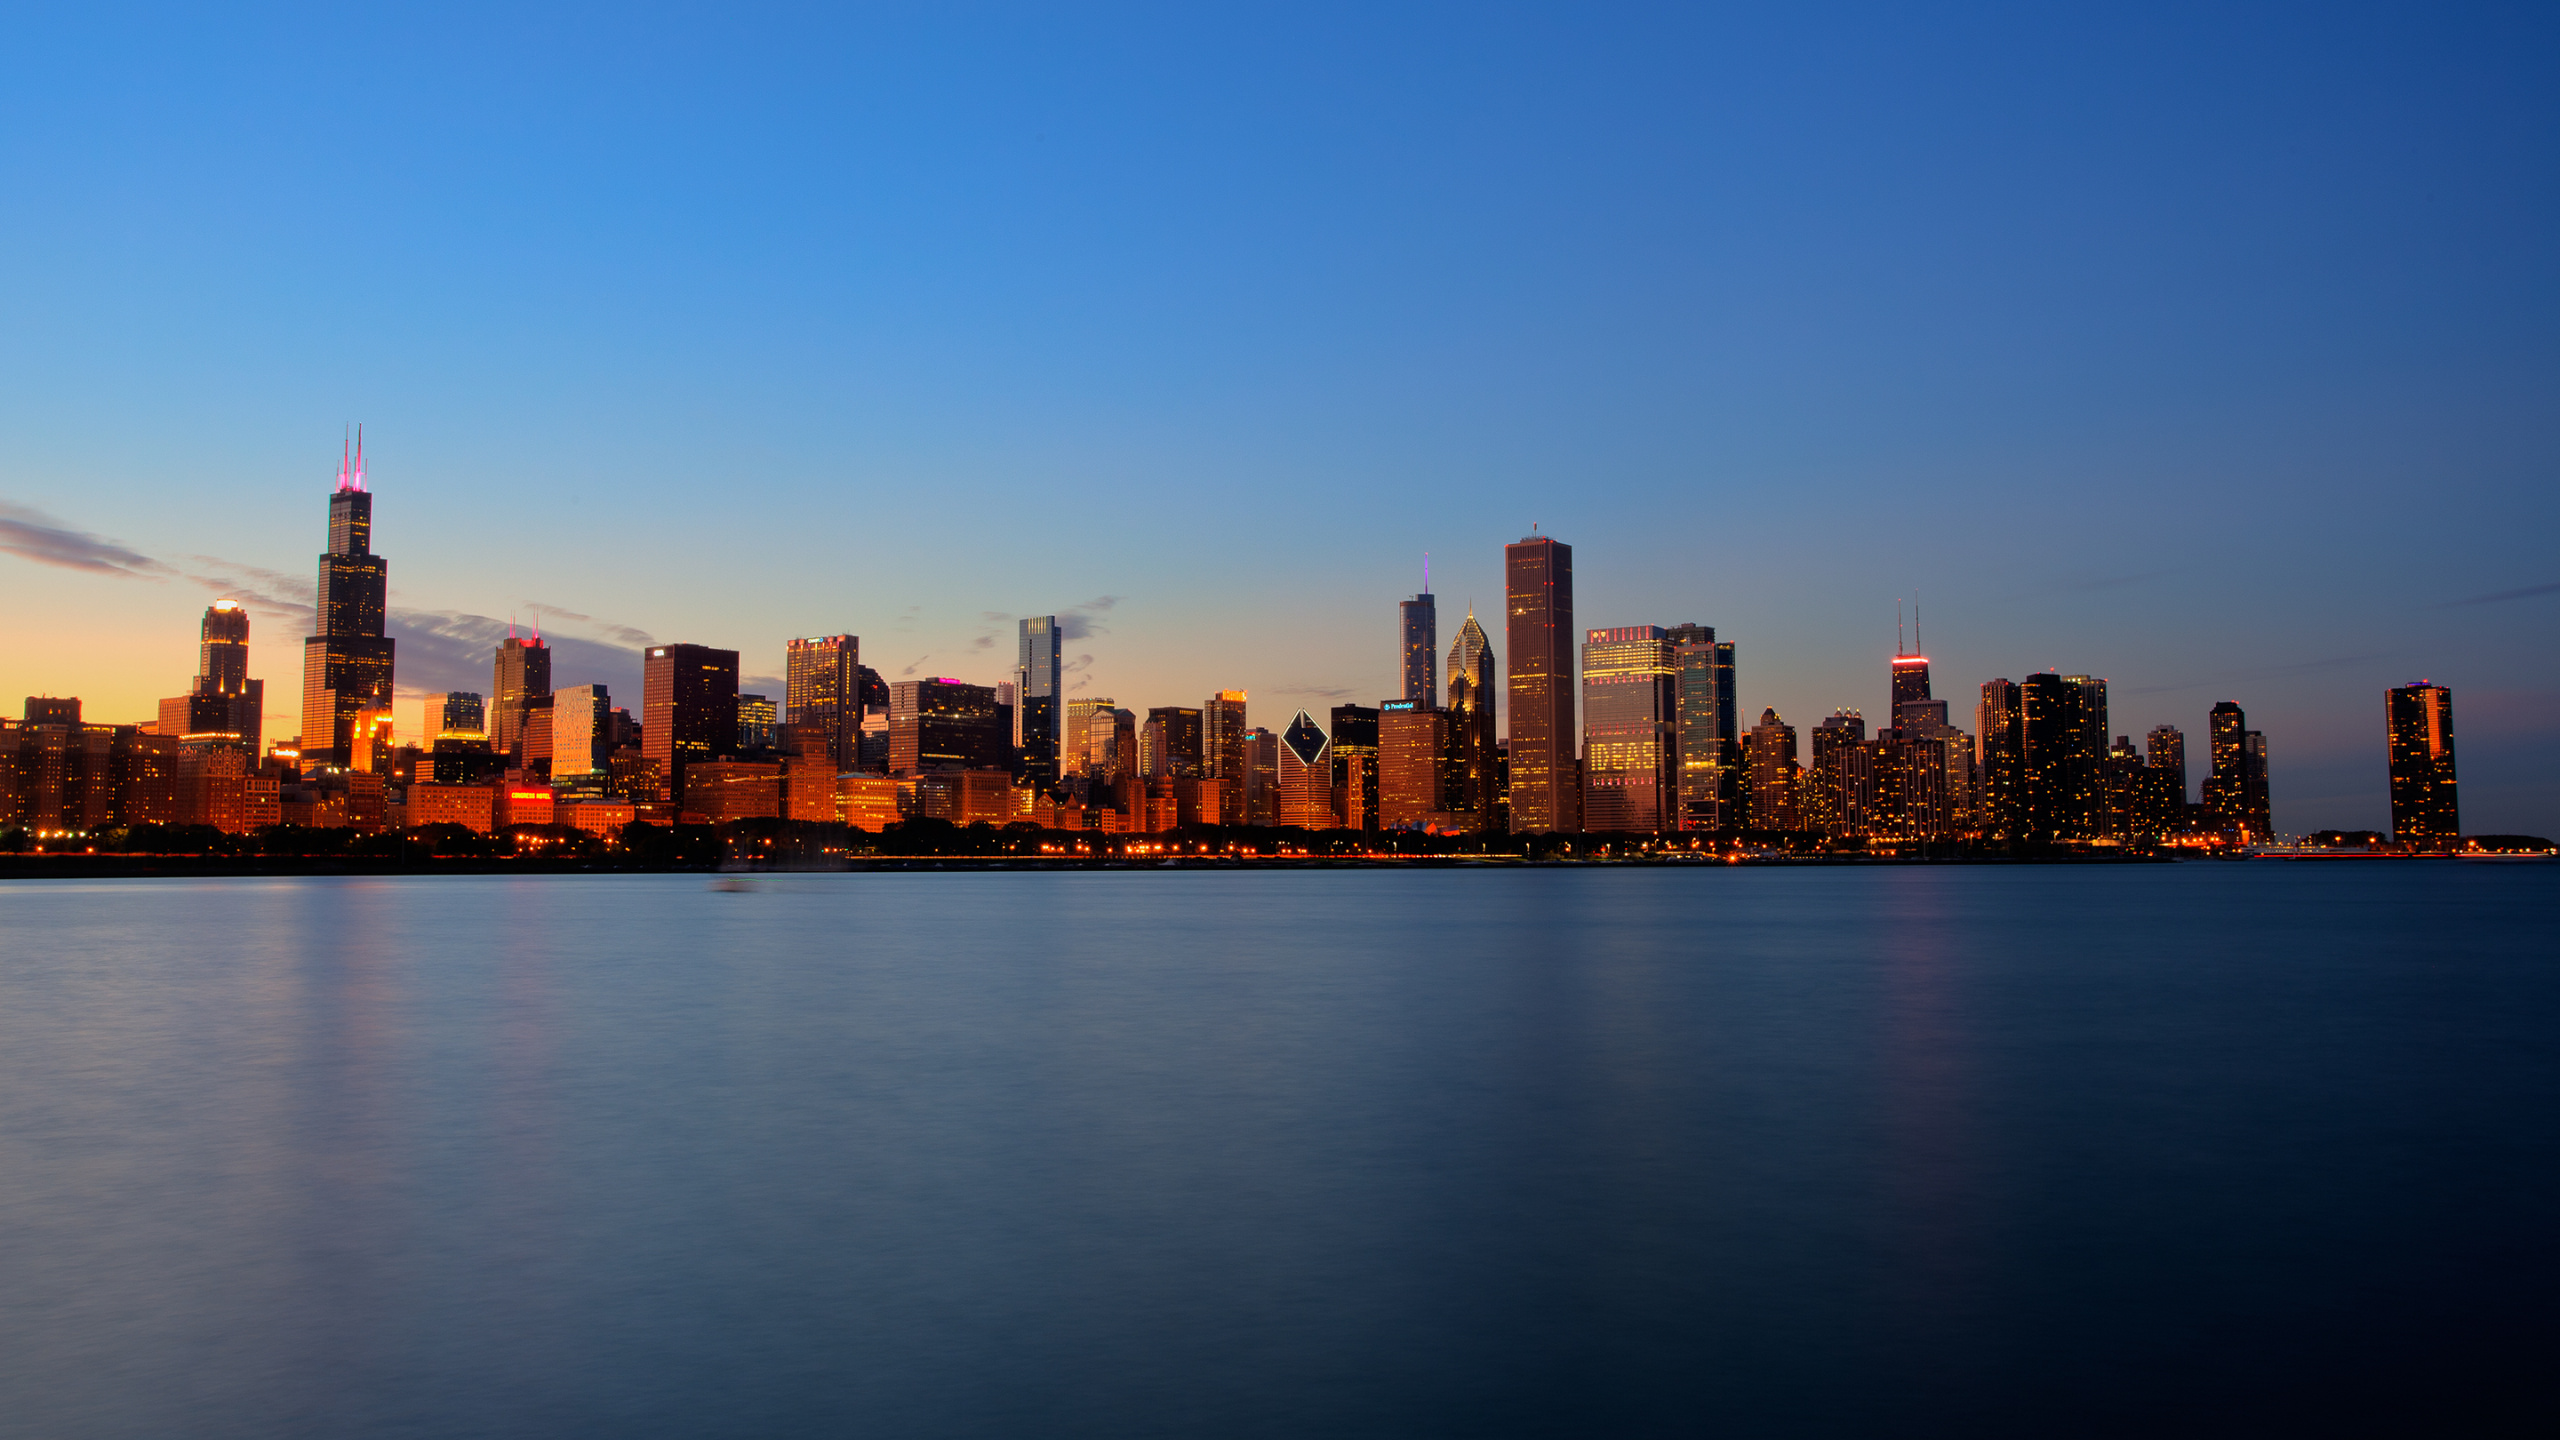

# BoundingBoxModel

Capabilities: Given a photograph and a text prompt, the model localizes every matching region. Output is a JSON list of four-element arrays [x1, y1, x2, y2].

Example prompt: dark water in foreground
[[0, 865, 2553, 1437]]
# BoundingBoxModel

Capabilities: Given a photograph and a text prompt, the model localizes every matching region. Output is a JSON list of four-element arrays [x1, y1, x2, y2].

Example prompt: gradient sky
[[3, 3, 2555, 833]]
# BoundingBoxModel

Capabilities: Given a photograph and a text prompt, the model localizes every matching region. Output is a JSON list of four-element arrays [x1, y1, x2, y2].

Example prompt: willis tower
[[298, 431, 396, 767]]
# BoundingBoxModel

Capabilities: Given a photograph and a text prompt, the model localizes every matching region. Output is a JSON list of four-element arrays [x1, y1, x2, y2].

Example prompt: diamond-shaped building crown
[[1282, 710, 1328, 768]]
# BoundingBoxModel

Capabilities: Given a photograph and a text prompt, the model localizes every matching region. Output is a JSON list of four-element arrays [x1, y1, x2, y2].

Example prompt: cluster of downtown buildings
[[0, 452, 2470, 852]]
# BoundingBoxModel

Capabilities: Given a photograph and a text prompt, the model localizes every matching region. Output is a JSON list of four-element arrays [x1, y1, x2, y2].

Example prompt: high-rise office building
[[1247, 727, 1280, 825], [2146, 725, 2187, 808], [298, 434, 396, 767], [1504, 532, 1578, 833], [551, 684, 612, 776], [1278, 711, 1332, 828], [1329, 704, 1380, 830], [1977, 680, 2026, 842], [159, 600, 266, 755], [1015, 617, 1063, 788], [2022, 673, 2105, 842], [786, 635, 860, 770], [1665, 623, 1721, 830], [2202, 701, 2271, 839], [1891, 653, 1931, 713], [2386, 682, 2457, 849], [438, 692, 486, 738], [1400, 585, 1437, 707], [1810, 710, 1869, 837], [889, 679, 1010, 776], [1446, 609, 1500, 830], [644, 643, 739, 809], [1205, 691, 1249, 825], [1146, 706, 1205, 778], [1744, 708, 1800, 831], [1582, 626, 1677, 832], [736, 694, 777, 751], [1064, 696, 1115, 781], [1377, 700, 1448, 830], [493, 628, 553, 764]]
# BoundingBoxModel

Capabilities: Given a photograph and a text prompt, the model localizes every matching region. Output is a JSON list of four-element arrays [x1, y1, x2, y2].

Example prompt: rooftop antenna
[[1914, 592, 1922, 656], [1422, 552, 1430, 594], [508, 613, 518, 642], [1897, 599, 1905, 657]]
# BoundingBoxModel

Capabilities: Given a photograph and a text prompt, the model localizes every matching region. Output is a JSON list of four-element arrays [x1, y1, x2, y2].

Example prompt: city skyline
[[0, 460, 2526, 842], [3, 8, 2556, 833]]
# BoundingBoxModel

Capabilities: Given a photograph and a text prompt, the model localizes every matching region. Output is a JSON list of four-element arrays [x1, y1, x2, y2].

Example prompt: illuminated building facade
[[1504, 532, 1578, 833], [1445, 608, 1499, 830], [1665, 623, 1720, 830], [786, 635, 860, 770], [644, 643, 739, 810], [2022, 673, 2106, 842], [159, 601, 265, 755], [1400, 587, 1437, 706], [492, 629, 553, 765], [2146, 725, 2187, 810], [2386, 682, 2458, 849], [736, 693, 777, 751], [1278, 710, 1332, 828], [551, 684, 612, 776], [1977, 680, 2026, 842], [1015, 617, 1063, 788], [298, 435, 396, 767], [1205, 691, 1249, 825], [1581, 626, 1677, 831], [1378, 700, 1448, 829], [1744, 708, 1800, 831], [1329, 704, 1379, 830], [888, 679, 1010, 777], [1146, 706, 1204, 778], [2203, 701, 2272, 839], [1810, 710, 1869, 837], [1247, 727, 1279, 825]]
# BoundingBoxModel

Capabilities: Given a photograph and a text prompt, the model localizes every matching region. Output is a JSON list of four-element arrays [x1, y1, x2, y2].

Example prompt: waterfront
[[1, 866, 2552, 1436]]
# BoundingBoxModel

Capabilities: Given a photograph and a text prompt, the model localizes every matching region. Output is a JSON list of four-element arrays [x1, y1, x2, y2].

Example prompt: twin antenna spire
[[336, 424, 367, 493], [1895, 594, 1924, 657]]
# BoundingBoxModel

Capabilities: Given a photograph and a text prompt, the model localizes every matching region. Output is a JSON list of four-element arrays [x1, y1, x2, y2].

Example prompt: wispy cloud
[[2437, 580, 2560, 607], [1280, 683, 1358, 701], [899, 653, 930, 677], [1060, 595, 1121, 640], [2004, 567, 2189, 601], [521, 602, 656, 649], [0, 501, 173, 578]]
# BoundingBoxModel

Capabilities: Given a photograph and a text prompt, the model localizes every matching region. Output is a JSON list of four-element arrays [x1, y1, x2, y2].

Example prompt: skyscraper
[[159, 600, 264, 754], [298, 434, 395, 767], [2386, 682, 2457, 849], [438, 692, 486, 738], [1015, 617, 1063, 788], [2146, 725, 2188, 808], [1446, 608, 1500, 830], [1400, 582, 1437, 707], [1665, 623, 1720, 830], [1205, 690, 1249, 825], [2203, 701, 2271, 839], [1744, 708, 1800, 831], [2022, 674, 2105, 842], [1504, 532, 1578, 833], [1278, 710, 1332, 828], [1329, 704, 1380, 830], [1247, 727, 1279, 826], [736, 694, 777, 750], [493, 627, 553, 764], [889, 679, 1010, 776], [1146, 706, 1205, 778], [1581, 626, 1678, 832], [551, 684, 612, 776], [644, 643, 739, 810], [1977, 679, 2026, 842], [786, 635, 860, 770]]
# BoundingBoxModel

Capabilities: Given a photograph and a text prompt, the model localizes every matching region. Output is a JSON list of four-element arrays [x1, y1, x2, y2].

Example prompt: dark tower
[[1400, 562, 1438, 707], [2386, 682, 2458, 849], [493, 625, 553, 765], [298, 431, 396, 767], [1504, 531, 1578, 833]]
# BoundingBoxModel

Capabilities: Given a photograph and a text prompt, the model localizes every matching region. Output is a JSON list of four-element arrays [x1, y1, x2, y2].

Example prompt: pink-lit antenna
[[1913, 593, 1922, 656], [1423, 552, 1430, 593], [1896, 599, 1905, 657]]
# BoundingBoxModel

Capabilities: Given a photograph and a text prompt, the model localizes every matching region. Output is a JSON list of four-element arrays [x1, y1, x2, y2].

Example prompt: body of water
[[1, 864, 2552, 1436]]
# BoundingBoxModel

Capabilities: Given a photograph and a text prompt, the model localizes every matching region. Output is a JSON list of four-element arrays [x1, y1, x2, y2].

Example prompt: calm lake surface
[[1, 864, 2553, 1437]]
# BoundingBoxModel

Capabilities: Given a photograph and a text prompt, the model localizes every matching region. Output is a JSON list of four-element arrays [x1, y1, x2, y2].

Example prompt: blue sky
[[3, 3, 2555, 832]]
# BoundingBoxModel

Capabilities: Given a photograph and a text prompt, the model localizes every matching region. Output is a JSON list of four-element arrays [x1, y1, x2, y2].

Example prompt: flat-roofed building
[[1582, 625, 1677, 832]]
